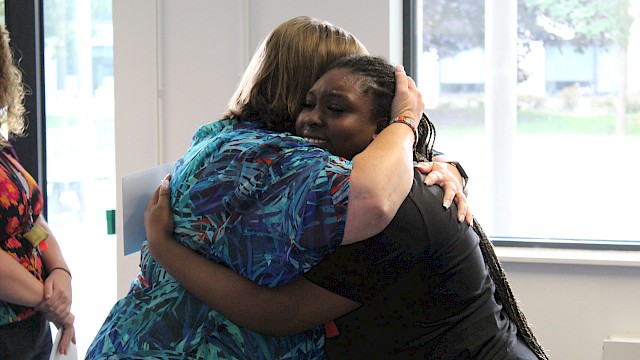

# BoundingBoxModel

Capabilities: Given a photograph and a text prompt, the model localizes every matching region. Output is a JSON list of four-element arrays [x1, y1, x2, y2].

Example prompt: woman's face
[[295, 68, 382, 160]]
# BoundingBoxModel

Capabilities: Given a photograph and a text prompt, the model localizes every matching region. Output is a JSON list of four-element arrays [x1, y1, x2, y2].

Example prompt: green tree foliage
[[422, 0, 485, 58], [422, 0, 636, 133], [423, 0, 634, 55], [422, 0, 555, 82], [422, 0, 634, 64], [523, 0, 633, 50]]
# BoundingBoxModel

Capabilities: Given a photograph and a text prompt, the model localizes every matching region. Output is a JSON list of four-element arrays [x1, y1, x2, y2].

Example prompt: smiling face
[[295, 68, 384, 160]]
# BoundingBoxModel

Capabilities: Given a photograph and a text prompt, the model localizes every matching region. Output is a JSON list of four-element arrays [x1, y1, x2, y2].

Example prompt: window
[[410, 0, 640, 248]]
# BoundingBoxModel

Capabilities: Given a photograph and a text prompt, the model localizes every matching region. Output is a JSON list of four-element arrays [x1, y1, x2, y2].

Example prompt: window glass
[[417, 0, 640, 245], [43, 0, 116, 356]]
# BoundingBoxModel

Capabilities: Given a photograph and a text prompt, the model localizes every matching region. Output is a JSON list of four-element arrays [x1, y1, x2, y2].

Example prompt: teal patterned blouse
[[86, 119, 352, 360]]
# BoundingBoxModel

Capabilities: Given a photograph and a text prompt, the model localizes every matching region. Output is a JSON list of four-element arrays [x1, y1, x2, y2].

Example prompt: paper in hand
[[49, 329, 78, 360], [122, 162, 175, 255]]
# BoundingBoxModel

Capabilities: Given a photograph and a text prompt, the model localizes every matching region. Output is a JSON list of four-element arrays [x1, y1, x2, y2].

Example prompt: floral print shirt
[[0, 145, 44, 325]]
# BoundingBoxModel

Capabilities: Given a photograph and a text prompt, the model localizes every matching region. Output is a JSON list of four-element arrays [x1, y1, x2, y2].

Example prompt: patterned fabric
[[87, 119, 353, 360], [0, 146, 44, 325]]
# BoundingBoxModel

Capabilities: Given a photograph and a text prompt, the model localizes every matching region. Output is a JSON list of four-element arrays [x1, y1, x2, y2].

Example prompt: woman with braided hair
[[145, 54, 547, 359]]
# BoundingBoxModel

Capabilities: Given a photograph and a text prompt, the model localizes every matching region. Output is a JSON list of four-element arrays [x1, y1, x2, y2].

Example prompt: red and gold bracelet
[[389, 115, 418, 144]]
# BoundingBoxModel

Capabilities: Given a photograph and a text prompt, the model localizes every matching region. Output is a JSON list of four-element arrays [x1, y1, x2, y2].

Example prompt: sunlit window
[[43, 0, 116, 356], [416, 0, 640, 247]]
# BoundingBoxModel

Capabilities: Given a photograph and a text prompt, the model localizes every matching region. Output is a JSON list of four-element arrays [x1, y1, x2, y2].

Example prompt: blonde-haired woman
[[0, 23, 75, 359]]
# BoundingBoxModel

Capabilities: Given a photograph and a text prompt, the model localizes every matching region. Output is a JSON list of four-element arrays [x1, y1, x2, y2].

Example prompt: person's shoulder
[[0, 142, 18, 162], [409, 169, 447, 211], [198, 118, 257, 134], [409, 169, 466, 232], [190, 118, 270, 145], [191, 119, 233, 141]]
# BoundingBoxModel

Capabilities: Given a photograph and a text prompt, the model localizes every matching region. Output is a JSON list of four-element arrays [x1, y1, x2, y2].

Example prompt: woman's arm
[[0, 249, 44, 307], [341, 67, 421, 244], [35, 216, 72, 321], [145, 182, 359, 336], [34, 217, 76, 354]]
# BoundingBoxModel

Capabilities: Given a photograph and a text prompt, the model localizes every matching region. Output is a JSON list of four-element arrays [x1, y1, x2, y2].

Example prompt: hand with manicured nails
[[415, 161, 472, 225]]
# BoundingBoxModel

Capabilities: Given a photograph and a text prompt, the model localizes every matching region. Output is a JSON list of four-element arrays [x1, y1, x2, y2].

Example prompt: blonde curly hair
[[0, 23, 26, 147]]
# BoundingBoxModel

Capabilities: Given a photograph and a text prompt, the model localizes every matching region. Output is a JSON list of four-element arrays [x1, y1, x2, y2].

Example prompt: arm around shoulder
[[145, 179, 359, 336], [149, 231, 358, 335]]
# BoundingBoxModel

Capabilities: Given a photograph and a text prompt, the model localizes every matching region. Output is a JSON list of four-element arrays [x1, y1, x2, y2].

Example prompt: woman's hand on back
[[415, 161, 473, 225]]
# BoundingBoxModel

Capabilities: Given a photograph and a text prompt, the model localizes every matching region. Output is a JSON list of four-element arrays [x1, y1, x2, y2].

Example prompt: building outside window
[[415, 0, 640, 247]]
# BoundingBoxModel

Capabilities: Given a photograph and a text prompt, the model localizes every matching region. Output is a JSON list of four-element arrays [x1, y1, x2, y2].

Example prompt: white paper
[[49, 329, 78, 360], [122, 162, 175, 255]]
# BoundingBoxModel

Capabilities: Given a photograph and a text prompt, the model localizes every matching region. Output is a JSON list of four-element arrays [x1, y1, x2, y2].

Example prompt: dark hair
[[324, 55, 436, 162]]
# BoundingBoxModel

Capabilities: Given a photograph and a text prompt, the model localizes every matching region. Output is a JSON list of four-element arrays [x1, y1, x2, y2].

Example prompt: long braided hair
[[473, 221, 548, 359], [326, 55, 548, 359]]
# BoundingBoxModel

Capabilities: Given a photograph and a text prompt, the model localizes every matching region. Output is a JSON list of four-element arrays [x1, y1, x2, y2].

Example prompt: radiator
[[603, 337, 640, 360]]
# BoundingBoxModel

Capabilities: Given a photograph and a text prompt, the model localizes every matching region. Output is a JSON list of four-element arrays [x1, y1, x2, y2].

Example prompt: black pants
[[0, 312, 52, 360]]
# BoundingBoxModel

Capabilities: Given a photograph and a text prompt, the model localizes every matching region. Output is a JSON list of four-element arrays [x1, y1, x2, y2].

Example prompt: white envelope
[[49, 329, 78, 360], [121, 162, 175, 255]]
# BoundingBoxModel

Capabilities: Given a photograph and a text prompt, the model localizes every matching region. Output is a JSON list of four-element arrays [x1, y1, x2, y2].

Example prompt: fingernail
[[161, 179, 169, 189], [458, 214, 465, 222], [443, 200, 451, 209]]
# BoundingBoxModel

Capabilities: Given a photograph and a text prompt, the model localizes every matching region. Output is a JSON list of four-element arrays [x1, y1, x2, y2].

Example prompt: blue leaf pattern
[[86, 119, 352, 359]]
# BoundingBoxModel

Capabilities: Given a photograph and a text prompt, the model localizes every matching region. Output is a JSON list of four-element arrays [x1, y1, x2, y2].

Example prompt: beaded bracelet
[[50, 267, 72, 279], [389, 115, 418, 144]]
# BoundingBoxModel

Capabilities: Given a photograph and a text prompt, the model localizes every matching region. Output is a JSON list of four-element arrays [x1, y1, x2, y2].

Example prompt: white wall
[[113, 1, 640, 359], [497, 249, 640, 359]]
